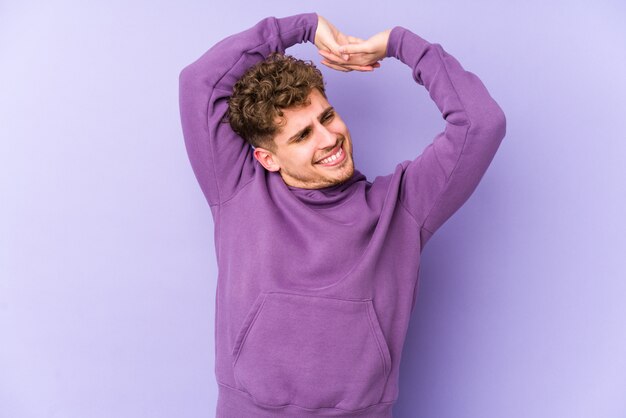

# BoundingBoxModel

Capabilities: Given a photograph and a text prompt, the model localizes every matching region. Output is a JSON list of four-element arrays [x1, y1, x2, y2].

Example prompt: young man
[[179, 12, 506, 418]]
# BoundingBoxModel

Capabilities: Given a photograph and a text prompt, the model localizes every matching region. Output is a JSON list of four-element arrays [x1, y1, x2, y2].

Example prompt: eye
[[323, 112, 334, 122], [295, 129, 310, 142]]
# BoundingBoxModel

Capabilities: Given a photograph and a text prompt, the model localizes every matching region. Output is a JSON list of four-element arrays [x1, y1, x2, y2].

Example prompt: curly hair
[[225, 52, 327, 153]]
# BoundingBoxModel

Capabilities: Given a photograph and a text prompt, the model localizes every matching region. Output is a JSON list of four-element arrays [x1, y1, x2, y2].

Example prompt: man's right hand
[[314, 15, 382, 73]]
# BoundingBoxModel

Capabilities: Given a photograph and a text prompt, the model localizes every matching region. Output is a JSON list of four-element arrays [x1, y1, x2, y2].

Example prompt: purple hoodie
[[179, 12, 506, 418]]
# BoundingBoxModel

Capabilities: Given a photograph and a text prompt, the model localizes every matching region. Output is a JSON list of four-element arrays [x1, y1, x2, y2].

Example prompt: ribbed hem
[[216, 383, 395, 418]]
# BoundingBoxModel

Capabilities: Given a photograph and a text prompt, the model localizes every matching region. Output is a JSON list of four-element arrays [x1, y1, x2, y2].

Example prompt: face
[[253, 88, 355, 190]]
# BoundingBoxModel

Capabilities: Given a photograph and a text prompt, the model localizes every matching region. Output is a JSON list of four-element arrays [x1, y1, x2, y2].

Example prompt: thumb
[[332, 43, 351, 61]]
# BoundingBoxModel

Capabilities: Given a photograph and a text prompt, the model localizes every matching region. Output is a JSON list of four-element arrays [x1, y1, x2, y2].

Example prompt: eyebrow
[[286, 106, 335, 144]]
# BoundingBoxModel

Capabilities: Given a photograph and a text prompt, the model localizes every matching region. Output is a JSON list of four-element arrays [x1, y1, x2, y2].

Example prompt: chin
[[283, 156, 355, 189], [328, 161, 355, 186]]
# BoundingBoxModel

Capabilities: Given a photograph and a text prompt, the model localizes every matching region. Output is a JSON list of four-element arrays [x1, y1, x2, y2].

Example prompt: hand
[[319, 29, 392, 72], [314, 15, 381, 72]]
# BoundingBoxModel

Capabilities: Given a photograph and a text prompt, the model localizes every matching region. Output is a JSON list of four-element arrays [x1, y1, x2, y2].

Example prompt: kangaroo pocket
[[231, 291, 392, 411]]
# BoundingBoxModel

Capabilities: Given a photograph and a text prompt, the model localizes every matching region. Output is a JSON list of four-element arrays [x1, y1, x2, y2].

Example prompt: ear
[[253, 147, 281, 172]]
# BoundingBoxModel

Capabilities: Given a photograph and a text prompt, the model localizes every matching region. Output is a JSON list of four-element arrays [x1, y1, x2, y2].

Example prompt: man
[[179, 12, 505, 418]]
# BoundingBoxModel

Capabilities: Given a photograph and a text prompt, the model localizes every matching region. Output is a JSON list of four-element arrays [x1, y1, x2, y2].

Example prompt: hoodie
[[178, 12, 506, 418]]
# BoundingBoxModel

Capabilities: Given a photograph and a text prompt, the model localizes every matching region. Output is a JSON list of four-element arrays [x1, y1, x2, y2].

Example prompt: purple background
[[2, 1, 625, 417]]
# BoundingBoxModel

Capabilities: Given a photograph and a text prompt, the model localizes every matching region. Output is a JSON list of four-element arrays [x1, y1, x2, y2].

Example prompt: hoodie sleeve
[[386, 27, 507, 247], [178, 13, 319, 207]]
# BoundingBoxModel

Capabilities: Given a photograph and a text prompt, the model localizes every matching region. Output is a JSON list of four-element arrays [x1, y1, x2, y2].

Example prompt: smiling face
[[253, 88, 355, 189]]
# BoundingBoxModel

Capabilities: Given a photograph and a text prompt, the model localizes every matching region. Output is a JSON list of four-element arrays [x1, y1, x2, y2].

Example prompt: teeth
[[319, 147, 342, 164]]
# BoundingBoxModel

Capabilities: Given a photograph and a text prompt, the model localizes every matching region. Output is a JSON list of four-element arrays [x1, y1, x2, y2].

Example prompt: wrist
[[276, 12, 318, 46], [385, 26, 404, 59]]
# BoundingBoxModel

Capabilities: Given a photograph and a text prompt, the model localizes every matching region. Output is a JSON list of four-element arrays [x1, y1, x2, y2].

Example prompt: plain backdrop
[[1, 0, 625, 417]]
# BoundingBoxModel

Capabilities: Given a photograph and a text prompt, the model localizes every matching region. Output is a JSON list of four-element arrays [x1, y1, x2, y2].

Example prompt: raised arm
[[386, 28, 507, 246], [338, 27, 507, 246], [178, 13, 318, 206]]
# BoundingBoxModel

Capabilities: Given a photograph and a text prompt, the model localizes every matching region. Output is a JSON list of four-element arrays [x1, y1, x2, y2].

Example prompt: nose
[[318, 123, 337, 150]]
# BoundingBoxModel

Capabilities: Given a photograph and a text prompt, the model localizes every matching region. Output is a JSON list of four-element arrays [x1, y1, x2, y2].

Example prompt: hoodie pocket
[[232, 291, 392, 411]]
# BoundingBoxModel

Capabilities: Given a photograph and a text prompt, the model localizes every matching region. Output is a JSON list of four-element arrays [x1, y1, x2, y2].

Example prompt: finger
[[339, 42, 372, 55], [318, 49, 369, 66], [318, 49, 350, 64], [321, 59, 352, 72], [329, 62, 375, 72], [329, 61, 376, 72], [349, 65, 376, 72], [329, 40, 351, 61]]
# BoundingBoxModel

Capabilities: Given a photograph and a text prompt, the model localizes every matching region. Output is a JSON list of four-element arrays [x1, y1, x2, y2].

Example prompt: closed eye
[[295, 129, 311, 142], [293, 111, 335, 143]]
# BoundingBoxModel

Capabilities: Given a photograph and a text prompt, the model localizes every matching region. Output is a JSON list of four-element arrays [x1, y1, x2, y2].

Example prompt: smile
[[315, 143, 346, 167]]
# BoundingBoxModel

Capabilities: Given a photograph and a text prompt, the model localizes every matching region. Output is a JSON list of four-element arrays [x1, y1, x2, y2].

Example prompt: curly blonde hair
[[226, 52, 327, 152]]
